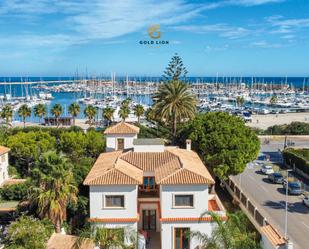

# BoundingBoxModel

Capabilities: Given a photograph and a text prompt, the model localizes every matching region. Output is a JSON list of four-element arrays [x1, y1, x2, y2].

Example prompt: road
[[232, 136, 309, 249]]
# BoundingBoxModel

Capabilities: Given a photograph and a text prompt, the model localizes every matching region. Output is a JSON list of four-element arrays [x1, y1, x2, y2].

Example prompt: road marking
[[302, 222, 309, 230]]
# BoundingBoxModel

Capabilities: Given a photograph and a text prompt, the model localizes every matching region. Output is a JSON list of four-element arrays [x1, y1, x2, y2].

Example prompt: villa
[[0, 146, 10, 186], [84, 122, 226, 249]]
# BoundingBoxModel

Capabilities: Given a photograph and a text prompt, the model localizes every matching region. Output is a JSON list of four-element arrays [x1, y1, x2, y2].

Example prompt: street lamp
[[285, 169, 292, 239]]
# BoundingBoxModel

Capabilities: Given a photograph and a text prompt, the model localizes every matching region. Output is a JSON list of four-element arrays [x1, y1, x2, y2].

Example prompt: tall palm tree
[[32, 152, 77, 233], [134, 104, 144, 124], [18, 104, 32, 128], [118, 105, 129, 121], [0, 104, 13, 127], [68, 103, 80, 126], [102, 107, 114, 125], [51, 104, 63, 127], [84, 105, 97, 126], [153, 80, 197, 140], [270, 95, 277, 105], [34, 103, 47, 125]]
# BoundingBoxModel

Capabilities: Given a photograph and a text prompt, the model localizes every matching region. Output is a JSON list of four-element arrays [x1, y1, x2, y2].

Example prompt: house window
[[104, 195, 125, 208], [174, 195, 194, 207], [174, 228, 190, 249], [143, 177, 156, 191], [117, 138, 124, 150]]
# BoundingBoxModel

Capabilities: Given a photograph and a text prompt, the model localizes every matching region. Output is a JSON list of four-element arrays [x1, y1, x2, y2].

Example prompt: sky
[[0, 0, 308, 77]]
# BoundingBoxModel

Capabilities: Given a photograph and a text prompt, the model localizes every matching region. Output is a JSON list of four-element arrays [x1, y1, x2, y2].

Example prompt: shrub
[[0, 182, 28, 201], [282, 148, 309, 175]]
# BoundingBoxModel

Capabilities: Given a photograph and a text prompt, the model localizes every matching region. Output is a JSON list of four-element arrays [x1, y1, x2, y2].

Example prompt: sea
[[0, 76, 307, 122]]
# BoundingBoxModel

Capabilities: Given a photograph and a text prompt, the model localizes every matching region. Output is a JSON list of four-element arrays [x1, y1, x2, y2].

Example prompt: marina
[[0, 76, 308, 125]]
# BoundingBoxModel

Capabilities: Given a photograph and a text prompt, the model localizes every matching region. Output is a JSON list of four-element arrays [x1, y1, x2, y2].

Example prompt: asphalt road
[[231, 137, 309, 249]]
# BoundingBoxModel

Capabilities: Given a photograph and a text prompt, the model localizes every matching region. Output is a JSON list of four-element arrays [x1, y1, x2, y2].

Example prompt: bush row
[[282, 148, 309, 175]]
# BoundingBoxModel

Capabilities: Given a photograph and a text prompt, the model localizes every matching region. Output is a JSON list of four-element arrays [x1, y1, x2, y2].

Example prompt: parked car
[[303, 196, 309, 208], [283, 181, 302, 195], [268, 172, 284, 184], [261, 165, 274, 175]]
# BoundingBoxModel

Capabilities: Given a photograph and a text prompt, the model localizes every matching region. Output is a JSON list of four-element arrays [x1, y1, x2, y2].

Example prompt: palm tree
[[191, 212, 261, 249], [34, 103, 47, 125], [51, 104, 63, 127], [119, 105, 129, 121], [153, 80, 197, 140], [102, 107, 115, 125], [0, 104, 13, 127], [68, 103, 80, 126], [236, 96, 245, 108], [18, 104, 32, 128], [84, 105, 97, 126], [77, 227, 127, 249], [270, 95, 277, 105], [32, 152, 77, 233], [134, 104, 144, 123]]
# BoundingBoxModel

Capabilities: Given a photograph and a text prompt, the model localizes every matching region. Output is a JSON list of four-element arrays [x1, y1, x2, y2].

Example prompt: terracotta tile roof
[[120, 150, 180, 171], [104, 122, 140, 135], [83, 151, 143, 185], [0, 146, 9, 155], [47, 233, 95, 249], [88, 217, 139, 223], [261, 225, 286, 246], [84, 145, 214, 185]]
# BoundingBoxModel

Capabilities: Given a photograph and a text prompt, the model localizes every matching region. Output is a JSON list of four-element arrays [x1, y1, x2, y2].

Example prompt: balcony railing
[[138, 185, 160, 198]]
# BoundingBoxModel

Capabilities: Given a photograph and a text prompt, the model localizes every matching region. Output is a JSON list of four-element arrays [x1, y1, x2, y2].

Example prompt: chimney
[[186, 139, 191, 151]]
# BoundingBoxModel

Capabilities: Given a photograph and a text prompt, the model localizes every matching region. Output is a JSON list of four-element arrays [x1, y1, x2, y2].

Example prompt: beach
[[247, 112, 309, 130]]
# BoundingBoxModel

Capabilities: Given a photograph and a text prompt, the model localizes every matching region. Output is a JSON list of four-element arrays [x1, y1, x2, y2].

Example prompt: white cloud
[[250, 40, 284, 48], [266, 15, 309, 34]]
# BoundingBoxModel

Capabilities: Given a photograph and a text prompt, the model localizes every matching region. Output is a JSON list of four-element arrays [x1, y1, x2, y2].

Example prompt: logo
[[139, 24, 169, 46], [148, 24, 161, 39]]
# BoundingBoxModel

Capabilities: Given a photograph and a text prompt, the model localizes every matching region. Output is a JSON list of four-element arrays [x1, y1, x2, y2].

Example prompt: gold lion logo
[[148, 24, 161, 39]]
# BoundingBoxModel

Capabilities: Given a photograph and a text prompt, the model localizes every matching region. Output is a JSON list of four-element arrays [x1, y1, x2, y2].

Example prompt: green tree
[[182, 112, 260, 179], [84, 105, 97, 126], [121, 98, 132, 108], [119, 105, 130, 121], [31, 152, 78, 233], [236, 96, 245, 108], [85, 130, 105, 158], [269, 95, 277, 105], [4, 216, 53, 249], [68, 102, 80, 126], [153, 80, 197, 140], [59, 131, 86, 160], [0, 104, 13, 127], [191, 212, 261, 249], [51, 104, 63, 127], [34, 104, 47, 125], [134, 104, 144, 123], [102, 107, 115, 125], [18, 104, 31, 128], [6, 131, 56, 176], [163, 53, 188, 81]]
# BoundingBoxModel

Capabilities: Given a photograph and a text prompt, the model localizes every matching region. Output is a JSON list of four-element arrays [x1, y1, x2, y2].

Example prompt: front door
[[117, 138, 124, 150], [142, 210, 156, 230]]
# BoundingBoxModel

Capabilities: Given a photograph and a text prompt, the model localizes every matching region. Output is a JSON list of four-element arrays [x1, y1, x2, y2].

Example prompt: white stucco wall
[[105, 134, 137, 151], [0, 153, 9, 185], [89, 185, 138, 219], [133, 144, 164, 152], [161, 221, 215, 249], [160, 185, 209, 218]]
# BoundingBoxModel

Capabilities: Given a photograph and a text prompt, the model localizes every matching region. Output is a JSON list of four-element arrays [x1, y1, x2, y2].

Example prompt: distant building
[[84, 122, 226, 249], [0, 146, 10, 185]]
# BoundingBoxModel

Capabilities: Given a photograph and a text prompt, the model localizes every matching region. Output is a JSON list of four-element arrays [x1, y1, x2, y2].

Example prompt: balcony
[[138, 185, 160, 198]]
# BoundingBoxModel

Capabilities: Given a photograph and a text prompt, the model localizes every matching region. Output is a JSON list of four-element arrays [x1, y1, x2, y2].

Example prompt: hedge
[[282, 148, 309, 175], [0, 182, 28, 201]]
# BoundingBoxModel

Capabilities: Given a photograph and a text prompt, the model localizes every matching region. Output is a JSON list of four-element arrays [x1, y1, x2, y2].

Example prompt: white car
[[303, 195, 309, 208], [261, 165, 274, 175]]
